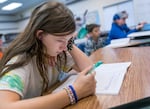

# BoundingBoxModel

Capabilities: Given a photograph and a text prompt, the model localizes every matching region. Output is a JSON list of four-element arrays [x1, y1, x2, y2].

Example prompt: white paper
[[52, 62, 131, 95], [52, 75, 77, 93], [105, 38, 130, 48], [127, 31, 150, 38], [110, 38, 130, 44], [95, 62, 131, 95], [74, 38, 87, 45]]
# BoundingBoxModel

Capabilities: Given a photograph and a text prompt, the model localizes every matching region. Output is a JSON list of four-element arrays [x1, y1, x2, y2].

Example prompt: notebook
[[52, 62, 131, 95]]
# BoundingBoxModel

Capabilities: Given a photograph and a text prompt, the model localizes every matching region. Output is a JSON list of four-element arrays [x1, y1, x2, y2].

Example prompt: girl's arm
[[69, 44, 93, 72], [0, 66, 96, 109], [0, 90, 70, 109]]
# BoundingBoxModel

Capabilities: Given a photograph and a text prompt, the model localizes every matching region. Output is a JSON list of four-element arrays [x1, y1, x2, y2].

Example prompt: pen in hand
[[86, 61, 103, 75]]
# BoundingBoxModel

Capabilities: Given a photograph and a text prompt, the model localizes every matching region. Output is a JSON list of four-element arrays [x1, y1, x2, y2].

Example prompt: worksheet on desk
[[95, 62, 131, 95], [52, 62, 131, 95]]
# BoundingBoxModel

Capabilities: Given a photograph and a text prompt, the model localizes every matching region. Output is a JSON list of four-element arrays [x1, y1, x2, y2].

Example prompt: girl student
[[0, 1, 96, 109]]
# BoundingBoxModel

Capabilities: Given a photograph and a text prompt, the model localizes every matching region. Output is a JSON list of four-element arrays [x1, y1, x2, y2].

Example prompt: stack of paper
[[52, 62, 131, 95], [110, 38, 130, 44], [105, 38, 130, 48], [127, 31, 150, 38]]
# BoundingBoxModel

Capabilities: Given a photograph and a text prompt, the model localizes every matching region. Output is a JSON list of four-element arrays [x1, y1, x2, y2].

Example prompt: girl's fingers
[[81, 66, 93, 75]]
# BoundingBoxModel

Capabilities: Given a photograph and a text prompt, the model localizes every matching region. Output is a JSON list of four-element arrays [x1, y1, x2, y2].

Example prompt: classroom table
[[127, 30, 150, 38], [65, 47, 150, 109], [105, 38, 150, 48], [105, 30, 150, 48]]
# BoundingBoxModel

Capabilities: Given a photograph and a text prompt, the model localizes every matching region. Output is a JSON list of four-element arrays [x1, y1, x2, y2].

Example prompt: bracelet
[[69, 85, 78, 103], [67, 37, 74, 51], [64, 85, 78, 104], [64, 87, 76, 104]]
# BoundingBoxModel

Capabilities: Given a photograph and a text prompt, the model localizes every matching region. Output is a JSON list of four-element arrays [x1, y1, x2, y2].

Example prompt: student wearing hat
[[107, 11, 145, 44]]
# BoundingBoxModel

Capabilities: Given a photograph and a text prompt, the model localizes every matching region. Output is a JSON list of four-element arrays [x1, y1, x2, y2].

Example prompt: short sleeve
[[0, 67, 30, 99]]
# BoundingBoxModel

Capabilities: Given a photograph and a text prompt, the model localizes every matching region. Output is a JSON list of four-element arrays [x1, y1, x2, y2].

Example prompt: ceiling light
[[2, 2, 22, 11], [0, 0, 7, 3]]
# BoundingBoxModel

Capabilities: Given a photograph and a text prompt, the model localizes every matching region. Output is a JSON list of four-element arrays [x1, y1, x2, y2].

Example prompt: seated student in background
[[0, 39, 3, 59], [107, 11, 145, 44], [75, 10, 88, 39], [0, 1, 96, 109], [74, 10, 88, 52], [84, 24, 105, 56]]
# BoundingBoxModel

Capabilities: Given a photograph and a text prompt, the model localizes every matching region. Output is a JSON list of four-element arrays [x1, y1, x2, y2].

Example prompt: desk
[[65, 47, 150, 109], [106, 31, 150, 48], [127, 30, 150, 38], [105, 38, 150, 48]]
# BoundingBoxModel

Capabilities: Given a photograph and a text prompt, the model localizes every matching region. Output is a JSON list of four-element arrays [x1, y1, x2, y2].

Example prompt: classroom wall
[[0, 0, 150, 34], [68, 0, 150, 30], [0, 6, 33, 34], [0, 0, 131, 33], [134, 0, 150, 24], [68, 0, 128, 30], [16, 9, 32, 32], [0, 15, 19, 34]]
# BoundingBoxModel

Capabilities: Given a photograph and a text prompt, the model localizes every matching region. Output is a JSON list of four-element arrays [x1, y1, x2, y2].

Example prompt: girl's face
[[41, 33, 74, 56], [91, 27, 100, 38]]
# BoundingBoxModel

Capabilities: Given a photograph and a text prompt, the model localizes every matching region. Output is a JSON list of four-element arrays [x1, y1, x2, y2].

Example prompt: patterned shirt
[[0, 52, 74, 99], [84, 36, 105, 56]]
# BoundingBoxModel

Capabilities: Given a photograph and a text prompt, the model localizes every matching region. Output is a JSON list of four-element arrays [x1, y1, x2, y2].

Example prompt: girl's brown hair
[[86, 24, 100, 33], [0, 1, 76, 94]]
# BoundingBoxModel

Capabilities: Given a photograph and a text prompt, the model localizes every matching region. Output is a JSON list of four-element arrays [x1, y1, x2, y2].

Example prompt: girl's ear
[[36, 30, 44, 40]]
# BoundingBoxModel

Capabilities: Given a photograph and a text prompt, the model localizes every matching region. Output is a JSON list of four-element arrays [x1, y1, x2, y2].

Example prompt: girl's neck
[[49, 56, 57, 66]]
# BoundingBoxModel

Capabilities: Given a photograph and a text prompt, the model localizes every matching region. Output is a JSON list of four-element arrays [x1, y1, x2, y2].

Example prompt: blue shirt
[[107, 23, 138, 44]]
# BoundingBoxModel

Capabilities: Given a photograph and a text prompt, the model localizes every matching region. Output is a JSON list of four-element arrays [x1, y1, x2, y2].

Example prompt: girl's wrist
[[64, 85, 78, 104], [72, 84, 82, 100], [67, 37, 74, 51]]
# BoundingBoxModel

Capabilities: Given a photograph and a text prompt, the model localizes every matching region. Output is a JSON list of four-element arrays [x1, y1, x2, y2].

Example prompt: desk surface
[[65, 47, 150, 109]]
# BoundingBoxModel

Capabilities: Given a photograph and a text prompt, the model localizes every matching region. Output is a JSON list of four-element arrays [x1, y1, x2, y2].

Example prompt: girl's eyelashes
[[57, 40, 66, 43]]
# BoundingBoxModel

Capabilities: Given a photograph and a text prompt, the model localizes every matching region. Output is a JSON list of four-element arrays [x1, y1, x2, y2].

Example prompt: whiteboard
[[134, 0, 150, 23], [103, 6, 118, 31], [103, 1, 135, 31]]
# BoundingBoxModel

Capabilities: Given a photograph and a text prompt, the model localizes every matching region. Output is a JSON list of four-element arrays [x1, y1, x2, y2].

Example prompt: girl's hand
[[72, 66, 96, 100]]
